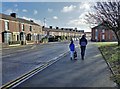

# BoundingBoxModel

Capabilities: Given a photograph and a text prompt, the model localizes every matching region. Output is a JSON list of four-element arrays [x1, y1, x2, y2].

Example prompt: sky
[[1, 1, 97, 32]]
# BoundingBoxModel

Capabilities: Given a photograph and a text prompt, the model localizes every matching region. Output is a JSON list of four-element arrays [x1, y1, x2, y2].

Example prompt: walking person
[[79, 35, 88, 60], [69, 40, 75, 60]]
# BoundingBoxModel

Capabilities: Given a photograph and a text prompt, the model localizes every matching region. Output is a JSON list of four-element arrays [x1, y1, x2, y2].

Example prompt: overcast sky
[[1, 1, 98, 32]]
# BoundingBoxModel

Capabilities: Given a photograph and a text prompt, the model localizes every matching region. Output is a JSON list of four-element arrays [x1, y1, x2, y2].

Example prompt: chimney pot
[[10, 13, 16, 18], [30, 20, 34, 22]]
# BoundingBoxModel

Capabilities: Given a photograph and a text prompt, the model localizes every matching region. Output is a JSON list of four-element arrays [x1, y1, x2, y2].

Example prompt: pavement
[[15, 42, 116, 87]]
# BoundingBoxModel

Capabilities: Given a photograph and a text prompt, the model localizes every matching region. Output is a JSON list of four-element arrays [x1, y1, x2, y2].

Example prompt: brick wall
[[91, 28, 95, 41], [91, 27, 116, 42], [0, 20, 2, 43]]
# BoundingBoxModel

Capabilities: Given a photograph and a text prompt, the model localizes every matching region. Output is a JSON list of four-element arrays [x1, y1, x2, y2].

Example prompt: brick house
[[18, 18, 42, 44], [0, 16, 2, 44], [91, 24, 116, 42], [42, 26, 84, 41], [0, 13, 42, 45], [0, 13, 85, 45], [0, 13, 18, 45]]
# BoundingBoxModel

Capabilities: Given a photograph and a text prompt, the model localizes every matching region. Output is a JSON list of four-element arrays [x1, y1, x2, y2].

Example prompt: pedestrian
[[69, 40, 75, 60], [79, 35, 88, 60]]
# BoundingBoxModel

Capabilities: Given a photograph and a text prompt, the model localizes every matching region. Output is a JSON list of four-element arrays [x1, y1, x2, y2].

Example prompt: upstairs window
[[5, 21, 9, 31], [102, 34, 105, 40], [22, 24, 25, 31], [30, 26, 32, 31], [102, 29, 105, 33]]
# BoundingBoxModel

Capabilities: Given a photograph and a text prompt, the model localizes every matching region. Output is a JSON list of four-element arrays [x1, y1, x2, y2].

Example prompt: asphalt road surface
[[15, 42, 116, 87], [2, 41, 76, 85]]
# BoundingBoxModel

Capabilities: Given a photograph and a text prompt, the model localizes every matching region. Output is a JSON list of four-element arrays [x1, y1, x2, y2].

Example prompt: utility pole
[[44, 18, 46, 27], [43, 18, 47, 38]]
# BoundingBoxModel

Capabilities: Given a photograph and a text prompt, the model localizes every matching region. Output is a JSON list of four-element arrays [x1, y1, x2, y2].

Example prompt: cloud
[[68, 18, 90, 32], [21, 16, 43, 26], [53, 16, 58, 20], [79, 12, 88, 19], [0, 3, 1, 8], [3, 0, 18, 2], [2, 0, 115, 2], [15, 9, 19, 12], [14, 4, 18, 7], [4, 8, 19, 14], [79, 2, 94, 11], [4, 9, 13, 14], [61, 5, 76, 13], [68, 19, 81, 26], [48, 8, 53, 12], [67, 16, 91, 32], [22, 9, 28, 12], [68, 13, 87, 26], [33, 10, 38, 15]]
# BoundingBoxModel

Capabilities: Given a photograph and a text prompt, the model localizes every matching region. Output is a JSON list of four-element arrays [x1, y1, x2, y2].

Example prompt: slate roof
[[0, 13, 40, 26]]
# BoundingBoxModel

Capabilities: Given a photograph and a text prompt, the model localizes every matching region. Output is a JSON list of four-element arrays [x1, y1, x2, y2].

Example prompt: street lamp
[[44, 18, 46, 27]]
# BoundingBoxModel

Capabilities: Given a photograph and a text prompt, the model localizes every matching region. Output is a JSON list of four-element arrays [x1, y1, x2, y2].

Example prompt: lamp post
[[43, 18, 48, 43], [44, 18, 46, 27]]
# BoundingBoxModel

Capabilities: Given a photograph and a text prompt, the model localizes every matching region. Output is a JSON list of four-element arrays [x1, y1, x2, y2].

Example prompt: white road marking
[[2, 55, 11, 58], [17, 49, 27, 52], [2, 49, 70, 88], [2, 49, 28, 58], [31, 46, 36, 49], [3, 48, 10, 49]]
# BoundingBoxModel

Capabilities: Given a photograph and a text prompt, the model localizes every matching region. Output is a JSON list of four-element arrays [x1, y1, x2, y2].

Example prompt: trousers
[[70, 51, 74, 59], [81, 46, 86, 58]]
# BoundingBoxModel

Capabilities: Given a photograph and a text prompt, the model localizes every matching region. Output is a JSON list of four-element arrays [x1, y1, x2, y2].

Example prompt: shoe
[[74, 58, 77, 60], [82, 57, 84, 60]]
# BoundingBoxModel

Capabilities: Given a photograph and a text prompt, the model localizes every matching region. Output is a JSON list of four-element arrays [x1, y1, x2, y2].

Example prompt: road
[[2, 41, 77, 85], [15, 42, 116, 87]]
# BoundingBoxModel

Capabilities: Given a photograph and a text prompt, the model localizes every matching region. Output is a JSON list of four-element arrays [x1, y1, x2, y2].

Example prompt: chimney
[[30, 20, 34, 22], [49, 26, 52, 29], [42, 26, 45, 28], [10, 13, 16, 18], [75, 28, 77, 30], [61, 28, 64, 30], [56, 27, 59, 29]]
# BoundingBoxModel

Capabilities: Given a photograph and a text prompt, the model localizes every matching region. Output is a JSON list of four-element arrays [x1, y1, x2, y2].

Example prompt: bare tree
[[86, 1, 120, 46]]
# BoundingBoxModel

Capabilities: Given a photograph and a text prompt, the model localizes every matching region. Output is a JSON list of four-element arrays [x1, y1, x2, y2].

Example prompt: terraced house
[[0, 13, 84, 46], [42, 26, 84, 42], [0, 13, 42, 45]]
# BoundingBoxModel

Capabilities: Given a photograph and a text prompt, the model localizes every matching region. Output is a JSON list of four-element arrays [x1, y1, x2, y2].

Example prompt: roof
[[42, 27, 84, 33], [85, 32, 91, 33], [17, 18, 40, 26], [0, 13, 40, 26], [91, 23, 105, 30], [0, 13, 18, 21]]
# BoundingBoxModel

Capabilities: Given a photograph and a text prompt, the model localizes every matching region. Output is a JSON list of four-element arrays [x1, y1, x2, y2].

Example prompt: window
[[30, 26, 32, 31], [22, 24, 24, 31], [102, 34, 105, 40], [4, 32, 11, 43], [102, 29, 105, 33], [5, 21, 9, 31], [95, 29, 98, 40], [109, 31, 111, 40], [17, 35, 19, 41]]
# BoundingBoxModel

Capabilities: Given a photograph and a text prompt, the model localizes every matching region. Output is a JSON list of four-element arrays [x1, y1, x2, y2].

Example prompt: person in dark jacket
[[79, 35, 88, 60], [69, 40, 75, 60]]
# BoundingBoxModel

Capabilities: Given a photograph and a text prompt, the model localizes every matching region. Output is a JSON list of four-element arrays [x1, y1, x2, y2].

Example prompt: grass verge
[[96, 42, 120, 85]]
